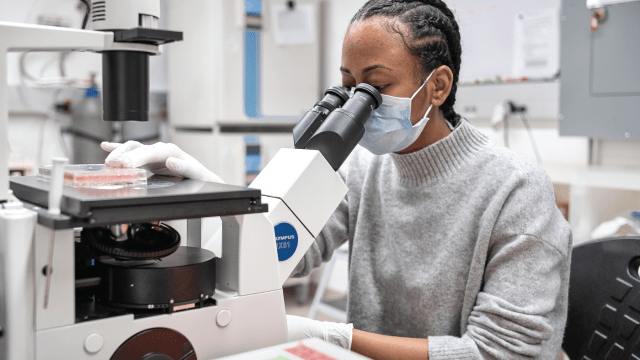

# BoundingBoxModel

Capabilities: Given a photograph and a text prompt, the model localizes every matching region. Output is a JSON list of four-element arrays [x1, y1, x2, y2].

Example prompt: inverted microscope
[[0, 1, 383, 358]]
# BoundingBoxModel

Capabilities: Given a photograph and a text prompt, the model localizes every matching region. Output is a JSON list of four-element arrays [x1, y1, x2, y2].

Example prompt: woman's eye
[[343, 85, 386, 93]]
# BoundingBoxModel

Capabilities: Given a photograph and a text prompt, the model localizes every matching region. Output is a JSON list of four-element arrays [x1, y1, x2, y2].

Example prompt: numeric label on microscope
[[274, 222, 298, 261]]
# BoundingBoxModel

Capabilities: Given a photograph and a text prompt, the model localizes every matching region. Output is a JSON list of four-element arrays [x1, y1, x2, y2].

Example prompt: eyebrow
[[340, 64, 393, 74]]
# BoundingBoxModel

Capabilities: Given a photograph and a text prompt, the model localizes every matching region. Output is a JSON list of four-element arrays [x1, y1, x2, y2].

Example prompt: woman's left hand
[[286, 315, 353, 349]]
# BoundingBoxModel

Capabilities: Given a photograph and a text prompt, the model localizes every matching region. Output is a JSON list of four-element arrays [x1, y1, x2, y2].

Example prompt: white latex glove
[[101, 141, 224, 183], [286, 315, 353, 350]]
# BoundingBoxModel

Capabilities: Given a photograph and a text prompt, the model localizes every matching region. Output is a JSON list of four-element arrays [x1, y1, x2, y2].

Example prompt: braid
[[351, 0, 463, 126]]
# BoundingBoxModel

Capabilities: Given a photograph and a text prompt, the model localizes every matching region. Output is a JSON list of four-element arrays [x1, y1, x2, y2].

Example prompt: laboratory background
[[1, 0, 639, 359]]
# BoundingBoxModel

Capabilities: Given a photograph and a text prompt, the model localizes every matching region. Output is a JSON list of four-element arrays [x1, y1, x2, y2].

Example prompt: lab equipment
[[3, 41, 381, 359], [0, 0, 182, 203], [46, 158, 68, 215], [93, 2, 182, 122], [293, 86, 350, 150], [298, 83, 382, 170], [559, 0, 640, 139], [8, 174, 285, 359], [37, 164, 147, 188]]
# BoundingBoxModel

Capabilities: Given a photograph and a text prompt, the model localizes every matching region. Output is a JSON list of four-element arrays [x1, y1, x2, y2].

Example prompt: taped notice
[[512, 8, 560, 79], [271, 4, 315, 45]]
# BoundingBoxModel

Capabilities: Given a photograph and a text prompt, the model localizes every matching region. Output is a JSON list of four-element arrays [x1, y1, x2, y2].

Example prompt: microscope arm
[[250, 148, 348, 284], [214, 85, 382, 297], [214, 148, 347, 296]]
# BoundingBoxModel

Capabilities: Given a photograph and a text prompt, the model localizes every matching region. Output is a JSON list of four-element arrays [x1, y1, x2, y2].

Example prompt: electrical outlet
[[461, 105, 478, 119], [37, 14, 70, 27]]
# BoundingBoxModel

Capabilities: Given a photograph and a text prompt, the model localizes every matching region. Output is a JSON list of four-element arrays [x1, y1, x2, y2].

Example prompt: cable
[[519, 113, 542, 163], [59, 52, 69, 78], [36, 116, 47, 166], [503, 114, 509, 148], [38, 53, 62, 78], [80, 0, 91, 29], [20, 52, 68, 86], [19, 52, 89, 88]]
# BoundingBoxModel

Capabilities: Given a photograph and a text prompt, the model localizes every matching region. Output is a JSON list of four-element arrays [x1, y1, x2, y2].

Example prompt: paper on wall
[[587, 0, 640, 9], [271, 4, 315, 46], [512, 8, 559, 79]]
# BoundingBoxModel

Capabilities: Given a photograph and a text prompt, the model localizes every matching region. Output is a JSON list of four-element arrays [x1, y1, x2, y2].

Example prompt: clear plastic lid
[[37, 164, 147, 188]]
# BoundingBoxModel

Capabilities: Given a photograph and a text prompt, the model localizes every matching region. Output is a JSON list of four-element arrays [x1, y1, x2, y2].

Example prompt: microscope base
[[35, 289, 288, 359]]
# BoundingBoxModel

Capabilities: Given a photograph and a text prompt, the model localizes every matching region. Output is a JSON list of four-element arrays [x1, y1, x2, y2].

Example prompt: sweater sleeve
[[429, 166, 572, 360]]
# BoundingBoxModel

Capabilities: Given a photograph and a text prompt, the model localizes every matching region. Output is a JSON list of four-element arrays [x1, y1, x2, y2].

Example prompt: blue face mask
[[356, 70, 435, 155]]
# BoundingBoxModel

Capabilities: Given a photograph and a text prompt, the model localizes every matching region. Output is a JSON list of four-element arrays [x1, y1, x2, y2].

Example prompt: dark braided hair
[[350, 0, 462, 126]]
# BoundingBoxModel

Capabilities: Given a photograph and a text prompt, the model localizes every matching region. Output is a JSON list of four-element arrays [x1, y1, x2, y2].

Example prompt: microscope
[[0, 1, 383, 358]]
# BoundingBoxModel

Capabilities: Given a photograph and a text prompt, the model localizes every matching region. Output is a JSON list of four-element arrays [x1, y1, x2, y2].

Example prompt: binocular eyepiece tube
[[293, 87, 350, 149], [294, 84, 382, 171]]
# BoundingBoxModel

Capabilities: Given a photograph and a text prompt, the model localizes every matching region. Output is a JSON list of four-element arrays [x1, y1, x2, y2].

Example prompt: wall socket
[[37, 14, 70, 28]]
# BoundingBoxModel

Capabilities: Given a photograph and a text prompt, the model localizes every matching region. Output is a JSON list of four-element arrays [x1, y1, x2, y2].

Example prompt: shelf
[[458, 78, 559, 87], [543, 163, 640, 192]]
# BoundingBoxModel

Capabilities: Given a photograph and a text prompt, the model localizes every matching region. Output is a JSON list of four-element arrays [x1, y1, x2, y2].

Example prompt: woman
[[103, 1, 571, 359]]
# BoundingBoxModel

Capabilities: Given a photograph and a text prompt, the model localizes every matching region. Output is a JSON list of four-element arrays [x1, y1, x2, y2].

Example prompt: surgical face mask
[[356, 70, 435, 155]]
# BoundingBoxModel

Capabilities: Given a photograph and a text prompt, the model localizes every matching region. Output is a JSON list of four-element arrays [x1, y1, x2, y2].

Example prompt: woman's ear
[[429, 65, 453, 107]]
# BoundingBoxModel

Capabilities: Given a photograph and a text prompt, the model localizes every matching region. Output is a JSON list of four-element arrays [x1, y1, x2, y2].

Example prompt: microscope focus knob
[[216, 310, 232, 327], [84, 333, 104, 354]]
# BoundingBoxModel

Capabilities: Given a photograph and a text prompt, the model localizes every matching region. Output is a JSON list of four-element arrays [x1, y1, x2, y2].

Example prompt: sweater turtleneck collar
[[389, 119, 489, 186]]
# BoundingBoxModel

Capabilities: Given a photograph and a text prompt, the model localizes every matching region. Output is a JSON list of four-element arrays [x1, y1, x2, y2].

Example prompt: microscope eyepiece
[[302, 84, 382, 171], [324, 87, 350, 107], [352, 83, 382, 109], [293, 86, 349, 149]]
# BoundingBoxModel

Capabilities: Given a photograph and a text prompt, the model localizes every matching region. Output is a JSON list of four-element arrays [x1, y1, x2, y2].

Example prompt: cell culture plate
[[38, 164, 147, 188]]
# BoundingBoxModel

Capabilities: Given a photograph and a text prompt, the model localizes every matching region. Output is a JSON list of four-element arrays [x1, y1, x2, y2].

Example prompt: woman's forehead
[[342, 17, 413, 71]]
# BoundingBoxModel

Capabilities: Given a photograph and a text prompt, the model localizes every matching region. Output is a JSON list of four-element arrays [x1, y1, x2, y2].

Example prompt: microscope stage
[[10, 175, 267, 229]]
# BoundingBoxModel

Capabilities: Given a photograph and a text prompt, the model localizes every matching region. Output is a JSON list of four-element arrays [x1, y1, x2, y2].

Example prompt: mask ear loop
[[409, 69, 437, 125], [393, 70, 438, 152], [410, 69, 436, 101]]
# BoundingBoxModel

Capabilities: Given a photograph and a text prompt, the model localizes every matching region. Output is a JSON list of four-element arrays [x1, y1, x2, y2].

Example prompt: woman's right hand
[[101, 141, 225, 183]]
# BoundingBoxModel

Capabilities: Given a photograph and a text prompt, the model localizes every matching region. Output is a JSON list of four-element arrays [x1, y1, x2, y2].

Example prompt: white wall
[[321, 0, 367, 90]]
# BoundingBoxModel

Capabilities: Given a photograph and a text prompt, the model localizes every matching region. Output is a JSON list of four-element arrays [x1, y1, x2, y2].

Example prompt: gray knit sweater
[[293, 120, 572, 359]]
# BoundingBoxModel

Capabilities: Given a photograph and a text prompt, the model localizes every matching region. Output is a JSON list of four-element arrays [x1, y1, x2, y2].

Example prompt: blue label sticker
[[274, 222, 298, 261]]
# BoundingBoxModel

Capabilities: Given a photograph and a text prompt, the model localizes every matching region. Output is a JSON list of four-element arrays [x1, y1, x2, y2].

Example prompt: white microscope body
[[14, 148, 346, 360], [0, 1, 381, 357], [0, 1, 381, 358]]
